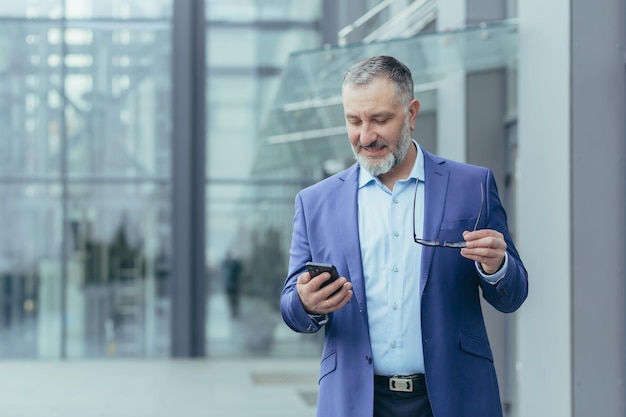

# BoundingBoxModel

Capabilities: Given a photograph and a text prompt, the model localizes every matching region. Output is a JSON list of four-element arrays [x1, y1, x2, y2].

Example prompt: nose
[[358, 122, 377, 146]]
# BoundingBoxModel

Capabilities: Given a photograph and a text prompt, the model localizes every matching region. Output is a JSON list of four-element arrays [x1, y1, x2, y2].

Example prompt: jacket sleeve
[[478, 169, 529, 313], [280, 192, 326, 333]]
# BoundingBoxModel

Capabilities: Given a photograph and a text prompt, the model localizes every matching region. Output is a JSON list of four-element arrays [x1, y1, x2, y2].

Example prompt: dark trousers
[[373, 375, 434, 417]]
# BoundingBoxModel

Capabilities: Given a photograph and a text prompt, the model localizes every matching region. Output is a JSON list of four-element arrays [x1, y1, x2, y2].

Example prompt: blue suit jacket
[[281, 149, 528, 417]]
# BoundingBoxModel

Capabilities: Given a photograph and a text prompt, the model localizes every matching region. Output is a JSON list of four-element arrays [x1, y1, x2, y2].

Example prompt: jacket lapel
[[420, 151, 449, 294], [336, 164, 369, 325]]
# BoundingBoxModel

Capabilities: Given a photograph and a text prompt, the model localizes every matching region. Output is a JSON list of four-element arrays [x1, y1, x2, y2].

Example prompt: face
[[342, 78, 420, 177]]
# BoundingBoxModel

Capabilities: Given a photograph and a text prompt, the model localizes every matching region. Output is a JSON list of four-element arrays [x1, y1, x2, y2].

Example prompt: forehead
[[342, 77, 402, 116]]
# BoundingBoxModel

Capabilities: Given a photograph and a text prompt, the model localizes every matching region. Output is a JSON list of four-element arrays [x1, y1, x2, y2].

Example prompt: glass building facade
[[0, 0, 174, 359], [204, 0, 324, 357], [0, 0, 324, 359]]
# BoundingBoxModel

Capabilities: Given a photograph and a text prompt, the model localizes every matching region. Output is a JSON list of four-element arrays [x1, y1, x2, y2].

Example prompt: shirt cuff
[[475, 252, 508, 284], [308, 313, 328, 325]]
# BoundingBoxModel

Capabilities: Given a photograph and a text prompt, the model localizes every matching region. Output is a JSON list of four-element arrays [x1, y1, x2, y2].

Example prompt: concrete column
[[517, 0, 626, 416], [436, 0, 466, 161], [517, 0, 572, 414], [570, 0, 626, 415], [517, 0, 626, 417]]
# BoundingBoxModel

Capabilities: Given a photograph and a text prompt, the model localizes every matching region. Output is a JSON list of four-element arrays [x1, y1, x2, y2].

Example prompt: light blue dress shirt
[[357, 142, 507, 376]]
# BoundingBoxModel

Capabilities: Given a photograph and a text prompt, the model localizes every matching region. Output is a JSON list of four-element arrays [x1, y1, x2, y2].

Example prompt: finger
[[462, 243, 503, 257], [463, 236, 506, 252], [296, 271, 311, 284], [463, 253, 500, 266], [320, 277, 349, 298], [464, 229, 503, 241], [337, 290, 354, 310], [460, 247, 504, 270], [325, 288, 353, 313], [335, 289, 353, 307]]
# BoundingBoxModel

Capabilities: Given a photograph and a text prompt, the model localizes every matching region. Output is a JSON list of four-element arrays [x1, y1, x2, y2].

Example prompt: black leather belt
[[374, 373, 426, 393]]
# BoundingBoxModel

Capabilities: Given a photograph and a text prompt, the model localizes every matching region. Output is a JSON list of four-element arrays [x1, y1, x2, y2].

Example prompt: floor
[[0, 358, 320, 417]]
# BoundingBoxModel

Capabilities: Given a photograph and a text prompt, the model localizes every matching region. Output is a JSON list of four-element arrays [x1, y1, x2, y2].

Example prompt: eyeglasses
[[413, 182, 484, 248]]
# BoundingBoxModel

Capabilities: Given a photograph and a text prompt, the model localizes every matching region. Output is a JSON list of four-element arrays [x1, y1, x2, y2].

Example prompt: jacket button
[[365, 355, 372, 364]]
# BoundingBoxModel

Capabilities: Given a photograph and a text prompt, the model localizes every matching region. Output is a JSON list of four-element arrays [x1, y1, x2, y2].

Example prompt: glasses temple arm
[[472, 182, 484, 232]]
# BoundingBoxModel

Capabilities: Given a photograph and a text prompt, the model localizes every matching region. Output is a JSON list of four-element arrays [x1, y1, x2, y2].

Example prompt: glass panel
[[208, 29, 260, 67], [207, 181, 322, 357], [0, 5, 173, 358], [0, 21, 64, 178], [274, 21, 518, 110], [0, 0, 171, 19], [254, 21, 519, 184], [0, 21, 170, 180], [207, 0, 321, 21], [64, 183, 170, 358], [0, 1, 62, 18], [64, 22, 171, 178], [208, 28, 320, 68], [205, 0, 324, 358], [207, 76, 258, 180], [0, 184, 62, 358]]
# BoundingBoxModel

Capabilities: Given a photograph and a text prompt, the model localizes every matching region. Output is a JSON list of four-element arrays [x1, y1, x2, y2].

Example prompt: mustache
[[360, 140, 388, 149]]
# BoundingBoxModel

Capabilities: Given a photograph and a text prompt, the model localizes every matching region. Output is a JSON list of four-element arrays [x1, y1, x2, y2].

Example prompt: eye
[[373, 118, 388, 124], [347, 118, 362, 126]]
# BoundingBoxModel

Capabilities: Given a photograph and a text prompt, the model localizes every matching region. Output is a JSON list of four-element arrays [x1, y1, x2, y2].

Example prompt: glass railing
[[253, 20, 518, 179]]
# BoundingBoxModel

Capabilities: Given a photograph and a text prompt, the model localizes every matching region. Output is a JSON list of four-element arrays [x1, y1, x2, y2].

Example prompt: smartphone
[[305, 262, 340, 288]]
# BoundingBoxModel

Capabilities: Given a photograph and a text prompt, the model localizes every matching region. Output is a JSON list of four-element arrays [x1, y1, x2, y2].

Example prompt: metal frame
[[171, 0, 207, 357]]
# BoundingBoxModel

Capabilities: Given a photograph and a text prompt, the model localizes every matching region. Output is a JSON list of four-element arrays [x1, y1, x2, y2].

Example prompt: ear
[[408, 99, 421, 130]]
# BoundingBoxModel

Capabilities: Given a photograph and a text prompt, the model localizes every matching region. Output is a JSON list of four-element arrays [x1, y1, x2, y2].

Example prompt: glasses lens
[[414, 238, 440, 247], [443, 241, 466, 248]]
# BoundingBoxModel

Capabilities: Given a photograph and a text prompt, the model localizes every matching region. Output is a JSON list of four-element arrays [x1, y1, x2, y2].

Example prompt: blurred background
[[0, 0, 519, 361], [0, 0, 624, 416]]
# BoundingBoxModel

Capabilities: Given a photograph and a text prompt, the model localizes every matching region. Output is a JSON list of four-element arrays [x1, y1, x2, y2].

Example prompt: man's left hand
[[461, 229, 506, 274]]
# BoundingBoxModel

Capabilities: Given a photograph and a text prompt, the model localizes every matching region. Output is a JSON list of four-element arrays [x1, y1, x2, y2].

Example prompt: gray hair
[[342, 55, 414, 108]]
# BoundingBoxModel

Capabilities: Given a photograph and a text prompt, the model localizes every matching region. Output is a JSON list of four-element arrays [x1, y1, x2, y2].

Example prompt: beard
[[353, 117, 413, 177]]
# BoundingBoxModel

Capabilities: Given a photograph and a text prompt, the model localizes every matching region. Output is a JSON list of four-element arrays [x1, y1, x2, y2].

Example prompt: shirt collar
[[358, 140, 425, 189]]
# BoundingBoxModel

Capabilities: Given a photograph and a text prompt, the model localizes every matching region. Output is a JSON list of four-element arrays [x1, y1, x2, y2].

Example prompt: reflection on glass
[[63, 184, 171, 358], [1, 0, 333, 360], [0, 3, 172, 358], [205, 0, 324, 358], [0, 1, 171, 19], [207, 182, 322, 357], [0, 185, 56, 358]]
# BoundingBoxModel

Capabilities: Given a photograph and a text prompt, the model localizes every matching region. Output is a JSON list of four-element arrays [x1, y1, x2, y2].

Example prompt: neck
[[379, 142, 418, 190]]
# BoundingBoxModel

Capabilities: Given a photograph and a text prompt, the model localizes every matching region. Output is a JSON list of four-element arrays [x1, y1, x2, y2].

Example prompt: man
[[280, 55, 528, 417], [221, 251, 242, 318]]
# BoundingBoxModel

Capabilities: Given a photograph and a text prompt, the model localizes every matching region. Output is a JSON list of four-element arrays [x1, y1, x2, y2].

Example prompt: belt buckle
[[389, 376, 413, 392]]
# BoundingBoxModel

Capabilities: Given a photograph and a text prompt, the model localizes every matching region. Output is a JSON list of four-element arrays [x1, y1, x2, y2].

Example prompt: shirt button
[[393, 198, 399, 204], [393, 230, 399, 237], [393, 266, 399, 272], [390, 341, 396, 348], [392, 303, 399, 310]]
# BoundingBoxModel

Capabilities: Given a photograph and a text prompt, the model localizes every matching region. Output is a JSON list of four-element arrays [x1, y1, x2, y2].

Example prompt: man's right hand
[[296, 271, 353, 315]]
